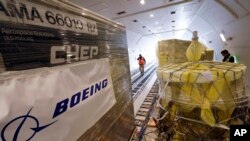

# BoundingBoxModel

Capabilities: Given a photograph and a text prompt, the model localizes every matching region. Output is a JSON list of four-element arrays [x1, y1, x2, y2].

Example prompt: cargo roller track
[[131, 64, 156, 100], [130, 80, 159, 141], [129, 63, 158, 141]]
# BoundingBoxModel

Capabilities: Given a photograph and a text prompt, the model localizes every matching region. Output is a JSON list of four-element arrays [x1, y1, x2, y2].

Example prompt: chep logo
[[1, 108, 57, 141]]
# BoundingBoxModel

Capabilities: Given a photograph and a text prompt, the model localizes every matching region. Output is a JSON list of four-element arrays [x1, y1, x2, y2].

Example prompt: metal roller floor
[[130, 79, 159, 141]]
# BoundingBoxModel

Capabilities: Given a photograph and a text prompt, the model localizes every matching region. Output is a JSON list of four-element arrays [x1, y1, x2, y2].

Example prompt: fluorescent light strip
[[220, 33, 226, 42]]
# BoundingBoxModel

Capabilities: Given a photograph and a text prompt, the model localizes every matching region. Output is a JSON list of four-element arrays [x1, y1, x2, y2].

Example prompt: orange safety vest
[[138, 57, 145, 65]]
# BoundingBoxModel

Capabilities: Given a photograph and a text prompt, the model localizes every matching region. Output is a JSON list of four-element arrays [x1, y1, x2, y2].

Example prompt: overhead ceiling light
[[140, 0, 145, 5], [117, 11, 126, 15], [155, 21, 158, 25], [81, 13, 86, 15], [220, 33, 226, 42], [150, 14, 154, 18], [171, 11, 176, 14]]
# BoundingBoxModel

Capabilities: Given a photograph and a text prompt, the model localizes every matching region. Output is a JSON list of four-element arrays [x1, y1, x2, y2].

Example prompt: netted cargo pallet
[[157, 61, 248, 141]]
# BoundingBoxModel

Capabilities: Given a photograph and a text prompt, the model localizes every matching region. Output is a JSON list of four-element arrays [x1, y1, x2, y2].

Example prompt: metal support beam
[[214, 0, 239, 19]]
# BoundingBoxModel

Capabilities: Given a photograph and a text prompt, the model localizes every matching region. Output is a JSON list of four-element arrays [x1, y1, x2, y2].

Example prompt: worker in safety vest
[[221, 49, 235, 63], [137, 54, 146, 74]]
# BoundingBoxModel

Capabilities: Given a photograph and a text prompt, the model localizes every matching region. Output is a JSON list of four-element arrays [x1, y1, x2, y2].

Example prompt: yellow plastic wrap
[[157, 61, 248, 140], [186, 40, 205, 62], [201, 98, 216, 126]]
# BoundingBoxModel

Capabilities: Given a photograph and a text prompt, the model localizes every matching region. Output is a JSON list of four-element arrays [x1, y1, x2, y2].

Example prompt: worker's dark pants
[[139, 64, 144, 73]]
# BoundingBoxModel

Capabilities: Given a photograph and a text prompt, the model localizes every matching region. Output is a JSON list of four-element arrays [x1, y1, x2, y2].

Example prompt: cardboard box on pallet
[[157, 61, 248, 140], [157, 39, 190, 66], [201, 49, 214, 61], [157, 39, 214, 67]]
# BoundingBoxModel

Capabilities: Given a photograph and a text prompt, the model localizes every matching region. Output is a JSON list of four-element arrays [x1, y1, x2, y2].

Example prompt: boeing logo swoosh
[[1, 108, 57, 141]]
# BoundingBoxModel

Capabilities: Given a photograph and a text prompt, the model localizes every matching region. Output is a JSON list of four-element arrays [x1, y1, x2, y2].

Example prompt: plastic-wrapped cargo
[[157, 38, 214, 67], [0, 0, 134, 141], [157, 61, 248, 140], [157, 39, 190, 66], [201, 49, 214, 61], [186, 31, 206, 62]]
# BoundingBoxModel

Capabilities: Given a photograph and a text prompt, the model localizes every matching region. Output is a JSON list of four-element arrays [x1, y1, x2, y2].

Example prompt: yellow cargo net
[[157, 61, 247, 127]]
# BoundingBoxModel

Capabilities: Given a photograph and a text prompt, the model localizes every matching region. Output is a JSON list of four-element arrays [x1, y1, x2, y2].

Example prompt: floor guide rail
[[130, 81, 159, 141], [132, 67, 156, 100], [131, 64, 156, 87], [131, 63, 155, 84]]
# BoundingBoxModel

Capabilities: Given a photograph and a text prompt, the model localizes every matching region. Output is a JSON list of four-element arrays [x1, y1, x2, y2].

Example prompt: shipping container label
[[0, 0, 97, 35], [0, 0, 101, 71]]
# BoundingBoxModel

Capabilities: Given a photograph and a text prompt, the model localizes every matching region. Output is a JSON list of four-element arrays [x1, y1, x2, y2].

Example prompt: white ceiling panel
[[240, 0, 250, 12], [188, 16, 214, 37], [223, 16, 250, 48], [116, 0, 186, 17], [69, 0, 204, 36], [69, 0, 103, 8], [222, 0, 249, 17], [89, 2, 108, 12], [197, 0, 235, 28]]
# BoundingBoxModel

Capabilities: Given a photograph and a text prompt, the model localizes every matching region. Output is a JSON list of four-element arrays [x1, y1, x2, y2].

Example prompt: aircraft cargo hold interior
[[0, 0, 250, 141]]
